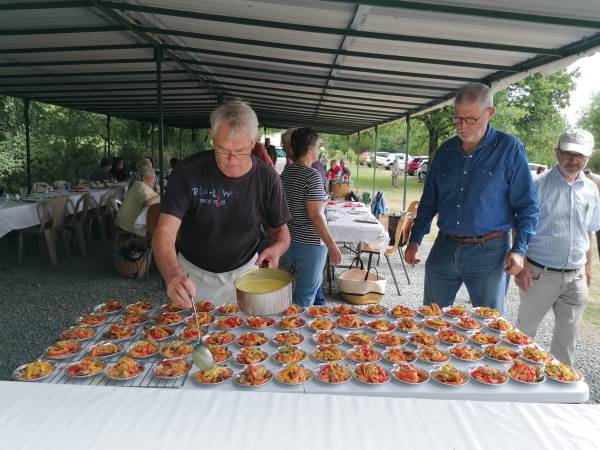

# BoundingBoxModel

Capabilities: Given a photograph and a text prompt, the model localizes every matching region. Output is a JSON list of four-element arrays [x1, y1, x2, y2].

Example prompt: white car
[[417, 160, 428, 181], [383, 153, 413, 170]]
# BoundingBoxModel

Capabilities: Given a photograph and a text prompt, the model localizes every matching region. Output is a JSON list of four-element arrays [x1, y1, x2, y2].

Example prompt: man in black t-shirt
[[153, 102, 291, 307]]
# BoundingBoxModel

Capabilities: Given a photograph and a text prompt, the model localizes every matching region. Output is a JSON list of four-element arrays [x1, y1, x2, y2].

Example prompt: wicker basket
[[338, 268, 386, 305], [112, 245, 151, 279]]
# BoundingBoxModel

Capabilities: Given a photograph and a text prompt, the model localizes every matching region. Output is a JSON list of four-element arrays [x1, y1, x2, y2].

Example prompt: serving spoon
[[187, 275, 215, 370]]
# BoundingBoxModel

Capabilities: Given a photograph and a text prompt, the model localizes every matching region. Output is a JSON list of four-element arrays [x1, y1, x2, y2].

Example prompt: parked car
[[529, 163, 547, 177], [417, 159, 428, 181], [382, 153, 414, 170], [368, 151, 391, 168], [407, 156, 428, 175]]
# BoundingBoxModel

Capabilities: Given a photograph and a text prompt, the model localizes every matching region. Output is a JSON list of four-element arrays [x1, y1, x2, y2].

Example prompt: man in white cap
[[516, 128, 600, 365]]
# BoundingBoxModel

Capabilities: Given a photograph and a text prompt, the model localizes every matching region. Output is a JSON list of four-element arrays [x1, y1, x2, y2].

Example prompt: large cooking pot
[[234, 268, 292, 316]]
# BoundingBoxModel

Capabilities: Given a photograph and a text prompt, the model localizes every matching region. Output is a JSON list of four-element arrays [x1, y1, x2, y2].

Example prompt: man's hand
[[327, 244, 342, 267], [514, 265, 533, 292], [166, 273, 195, 308], [505, 252, 524, 275], [585, 264, 592, 287], [256, 245, 283, 269], [404, 242, 421, 265]]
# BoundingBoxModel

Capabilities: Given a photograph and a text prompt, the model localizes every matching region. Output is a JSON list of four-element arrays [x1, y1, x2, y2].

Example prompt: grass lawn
[[349, 162, 600, 324]]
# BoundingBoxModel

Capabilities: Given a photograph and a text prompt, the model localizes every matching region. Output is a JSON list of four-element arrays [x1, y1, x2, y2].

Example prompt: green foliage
[[578, 92, 600, 172]]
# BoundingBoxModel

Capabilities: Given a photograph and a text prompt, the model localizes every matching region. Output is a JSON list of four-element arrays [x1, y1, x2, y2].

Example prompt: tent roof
[[1, 0, 599, 134]]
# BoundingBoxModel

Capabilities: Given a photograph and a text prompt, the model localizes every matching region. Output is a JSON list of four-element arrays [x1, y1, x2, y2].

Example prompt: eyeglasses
[[452, 115, 482, 125], [558, 149, 587, 161], [214, 142, 253, 159]]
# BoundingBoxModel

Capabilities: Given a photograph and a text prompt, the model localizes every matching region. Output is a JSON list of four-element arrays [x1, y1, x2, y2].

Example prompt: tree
[[578, 92, 600, 172], [414, 106, 455, 157]]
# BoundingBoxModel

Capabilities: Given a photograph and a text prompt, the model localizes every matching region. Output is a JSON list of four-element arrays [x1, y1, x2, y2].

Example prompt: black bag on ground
[[113, 243, 151, 279]]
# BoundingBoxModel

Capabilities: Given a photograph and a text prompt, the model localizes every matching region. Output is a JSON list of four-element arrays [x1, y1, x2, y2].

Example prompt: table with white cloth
[[2, 381, 598, 450], [0, 183, 129, 238]]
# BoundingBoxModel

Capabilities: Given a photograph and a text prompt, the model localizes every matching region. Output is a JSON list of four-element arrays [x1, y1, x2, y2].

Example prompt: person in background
[[405, 82, 539, 314], [110, 157, 127, 182], [281, 128, 296, 165], [116, 166, 160, 237], [153, 101, 290, 306], [339, 159, 352, 178], [328, 159, 342, 178], [264, 137, 271, 149], [391, 158, 400, 188], [516, 129, 600, 365], [267, 144, 278, 166], [584, 168, 600, 259], [168, 158, 180, 177], [281, 127, 341, 306], [136, 157, 160, 192], [311, 153, 328, 193], [89, 157, 116, 182], [251, 141, 274, 167]]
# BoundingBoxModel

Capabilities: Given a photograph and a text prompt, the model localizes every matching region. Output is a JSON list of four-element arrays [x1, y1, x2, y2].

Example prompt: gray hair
[[140, 166, 155, 179], [281, 127, 297, 147], [210, 101, 258, 140], [455, 82, 493, 109]]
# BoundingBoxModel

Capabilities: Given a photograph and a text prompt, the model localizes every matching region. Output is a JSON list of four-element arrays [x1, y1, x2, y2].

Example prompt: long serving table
[[22, 303, 589, 404]]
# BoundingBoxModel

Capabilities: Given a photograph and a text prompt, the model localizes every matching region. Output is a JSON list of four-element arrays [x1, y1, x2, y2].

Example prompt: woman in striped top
[[280, 128, 342, 306]]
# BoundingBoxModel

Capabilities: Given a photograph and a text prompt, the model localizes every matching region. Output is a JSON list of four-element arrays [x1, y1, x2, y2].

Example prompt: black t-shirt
[[162, 151, 290, 273]]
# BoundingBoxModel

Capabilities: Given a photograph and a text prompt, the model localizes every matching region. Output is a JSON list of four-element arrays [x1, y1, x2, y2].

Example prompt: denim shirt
[[410, 126, 539, 255]]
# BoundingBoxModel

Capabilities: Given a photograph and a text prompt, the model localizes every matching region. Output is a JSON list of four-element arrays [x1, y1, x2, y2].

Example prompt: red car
[[407, 156, 428, 175]]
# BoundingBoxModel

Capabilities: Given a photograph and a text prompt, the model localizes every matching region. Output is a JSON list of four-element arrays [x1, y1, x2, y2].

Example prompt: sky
[[563, 52, 600, 126]]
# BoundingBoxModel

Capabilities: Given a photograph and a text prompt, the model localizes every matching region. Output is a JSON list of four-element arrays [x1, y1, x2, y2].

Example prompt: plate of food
[[86, 341, 123, 358], [273, 331, 305, 346], [418, 303, 443, 318], [344, 332, 374, 346], [246, 316, 276, 329], [143, 325, 175, 342], [93, 299, 124, 315], [65, 357, 106, 378], [60, 326, 96, 341], [203, 331, 236, 346], [126, 340, 159, 358], [77, 314, 108, 327], [421, 318, 452, 331], [390, 305, 417, 318], [391, 363, 430, 385], [367, 320, 397, 333], [336, 315, 365, 330], [119, 314, 149, 327], [153, 312, 185, 327], [520, 345, 553, 365], [436, 329, 468, 345], [214, 303, 240, 315], [469, 331, 500, 346], [544, 362, 582, 384], [473, 307, 501, 320], [282, 304, 305, 316], [185, 312, 215, 327], [234, 347, 269, 365], [454, 317, 483, 331], [307, 306, 333, 318], [160, 340, 193, 359], [396, 318, 421, 333], [382, 347, 417, 364], [312, 345, 345, 362], [448, 344, 484, 362], [353, 363, 390, 385], [194, 300, 215, 313], [333, 304, 360, 315], [272, 344, 307, 364], [160, 301, 188, 314], [418, 346, 451, 364], [278, 316, 307, 330], [470, 365, 509, 386], [45, 340, 83, 360], [102, 324, 137, 341], [105, 357, 145, 381], [234, 365, 273, 387], [126, 301, 154, 315], [486, 319, 513, 333], [216, 316, 244, 330], [275, 363, 313, 385], [430, 363, 469, 387], [347, 345, 382, 363], [375, 333, 407, 347], [444, 306, 469, 318], [13, 360, 56, 382], [312, 330, 343, 346], [236, 331, 269, 347], [192, 365, 233, 385], [409, 331, 438, 347], [308, 318, 336, 331], [314, 362, 352, 384], [153, 358, 192, 379], [179, 322, 208, 341], [207, 345, 232, 364], [363, 305, 387, 317], [502, 329, 533, 346], [484, 344, 520, 363], [508, 360, 545, 384]]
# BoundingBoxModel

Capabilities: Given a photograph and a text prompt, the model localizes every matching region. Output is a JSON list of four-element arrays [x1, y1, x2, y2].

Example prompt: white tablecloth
[[1, 381, 598, 450], [326, 202, 388, 250]]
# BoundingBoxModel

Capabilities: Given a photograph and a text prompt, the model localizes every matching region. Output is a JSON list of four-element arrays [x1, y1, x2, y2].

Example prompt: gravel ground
[[1, 234, 598, 403]]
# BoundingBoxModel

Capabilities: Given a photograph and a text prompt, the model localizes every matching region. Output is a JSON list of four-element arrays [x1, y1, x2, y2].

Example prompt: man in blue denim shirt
[[405, 83, 539, 313]]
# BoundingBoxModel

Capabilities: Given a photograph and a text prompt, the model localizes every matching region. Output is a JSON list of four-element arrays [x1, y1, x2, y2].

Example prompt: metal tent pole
[[106, 115, 111, 158], [156, 47, 165, 199], [371, 125, 378, 201], [356, 130, 360, 193], [403, 115, 411, 210], [24, 99, 31, 193], [179, 128, 182, 159]]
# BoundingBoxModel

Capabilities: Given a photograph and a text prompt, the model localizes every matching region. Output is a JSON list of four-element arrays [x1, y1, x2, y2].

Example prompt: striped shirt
[[280, 164, 326, 245], [527, 166, 600, 269]]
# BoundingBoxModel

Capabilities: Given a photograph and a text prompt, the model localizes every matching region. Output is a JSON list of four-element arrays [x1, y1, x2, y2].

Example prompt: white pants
[[177, 253, 258, 306], [516, 261, 588, 365]]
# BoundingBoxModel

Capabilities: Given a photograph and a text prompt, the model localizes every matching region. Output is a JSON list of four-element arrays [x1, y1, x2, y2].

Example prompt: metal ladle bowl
[[187, 278, 215, 370]]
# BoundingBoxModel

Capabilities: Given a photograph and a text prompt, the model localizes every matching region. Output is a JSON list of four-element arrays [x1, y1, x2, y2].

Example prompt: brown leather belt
[[444, 231, 506, 244]]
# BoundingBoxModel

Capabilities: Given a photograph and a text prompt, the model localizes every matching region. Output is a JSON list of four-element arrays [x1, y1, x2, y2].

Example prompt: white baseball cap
[[558, 128, 595, 157]]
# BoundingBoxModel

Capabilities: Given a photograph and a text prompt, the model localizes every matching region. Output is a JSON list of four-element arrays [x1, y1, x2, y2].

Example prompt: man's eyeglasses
[[558, 149, 587, 162], [452, 115, 482, 125], [214, 149, 252, 159]]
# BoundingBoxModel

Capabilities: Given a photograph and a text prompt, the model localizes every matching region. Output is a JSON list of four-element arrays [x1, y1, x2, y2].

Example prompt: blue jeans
[[424, 232, 509, 313], [285, 241, 328, 307]]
